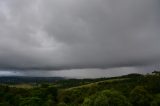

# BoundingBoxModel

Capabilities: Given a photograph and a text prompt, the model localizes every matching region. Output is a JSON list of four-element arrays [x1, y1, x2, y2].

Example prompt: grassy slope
[[65, 78, 129, 91]]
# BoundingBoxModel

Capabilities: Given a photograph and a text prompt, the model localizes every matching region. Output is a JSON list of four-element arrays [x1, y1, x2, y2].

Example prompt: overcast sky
[[0, 0, 159, 78]]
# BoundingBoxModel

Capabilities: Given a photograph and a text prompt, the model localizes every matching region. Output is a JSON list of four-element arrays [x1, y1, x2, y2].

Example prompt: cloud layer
[[0, 0, 160, 70]]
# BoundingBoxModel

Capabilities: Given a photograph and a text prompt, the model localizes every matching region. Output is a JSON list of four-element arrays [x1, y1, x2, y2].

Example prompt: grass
[[65, 78, 129, 91], [9, 84, 34, 89]]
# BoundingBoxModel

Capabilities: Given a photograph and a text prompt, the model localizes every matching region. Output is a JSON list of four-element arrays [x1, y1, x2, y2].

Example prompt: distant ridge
[[0, 76, 66, 84]]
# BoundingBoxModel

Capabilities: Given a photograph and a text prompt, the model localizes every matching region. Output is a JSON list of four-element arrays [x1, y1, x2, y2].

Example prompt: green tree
[[151, 94, 160, 106], [19, 97, 42, 106], [44, 99, 55, 106], [130, 86, 153, 106], [57, 102, 68, 106], [83, 89, 131, 106], [44, 95, 56, 106], [0, 102, 10, 106]]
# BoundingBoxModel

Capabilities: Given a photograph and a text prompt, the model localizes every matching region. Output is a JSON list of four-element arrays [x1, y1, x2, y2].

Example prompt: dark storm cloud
[[0, 0, 159, 70]]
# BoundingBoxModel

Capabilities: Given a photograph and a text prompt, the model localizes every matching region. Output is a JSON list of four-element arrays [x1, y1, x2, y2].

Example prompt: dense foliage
[[82, 90, 131, 106], [0, 73, 160, 106]]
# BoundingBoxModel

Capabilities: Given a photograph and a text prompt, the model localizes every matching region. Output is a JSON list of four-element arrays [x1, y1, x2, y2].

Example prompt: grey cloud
[[0, 0, 159, 70]]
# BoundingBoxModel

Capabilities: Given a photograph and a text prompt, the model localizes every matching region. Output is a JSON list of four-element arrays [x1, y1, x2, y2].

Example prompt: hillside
[[0, 73, 160, 106]]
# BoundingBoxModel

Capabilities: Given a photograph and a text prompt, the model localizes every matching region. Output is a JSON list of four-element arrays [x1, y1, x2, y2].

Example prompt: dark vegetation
[[0, 76, 65, 84], [0, 72, 160, 106]]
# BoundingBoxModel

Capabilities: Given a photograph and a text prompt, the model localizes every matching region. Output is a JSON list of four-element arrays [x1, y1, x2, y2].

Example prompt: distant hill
[[0, 76, 65, 84]]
